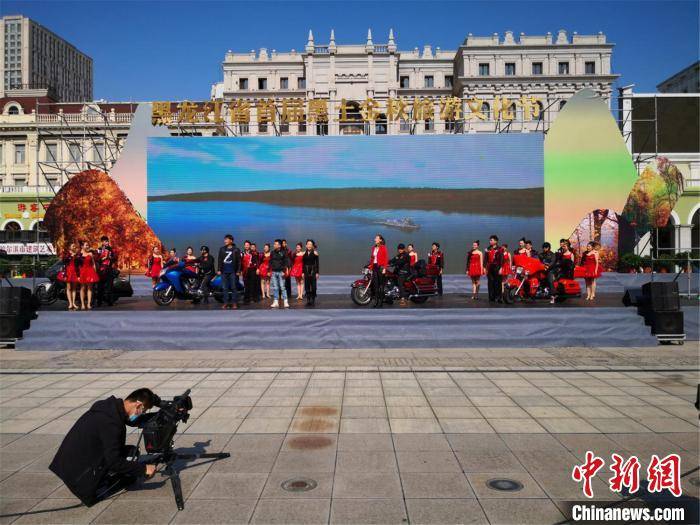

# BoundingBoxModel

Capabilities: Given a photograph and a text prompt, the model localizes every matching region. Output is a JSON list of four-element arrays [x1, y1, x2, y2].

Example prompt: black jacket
[[218, 244, 241, 274], [197, 254, 215, 275], [49, 396, 146, 506], [269, 248, 289, 272], [302, 250, 319, 276], [539, 251, 556, 267], [389, 252, 411, 275]]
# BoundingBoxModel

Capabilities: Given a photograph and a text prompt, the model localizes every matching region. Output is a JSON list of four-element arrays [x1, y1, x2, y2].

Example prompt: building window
[[558, 62, 570, 75], [399, 119, 410, 133], [46, 177, 59, 188], [298, 77, 306, 89], [239, 123, 249, 135], [424, 119, 434, 132], [258, 78, 267, 90], [505, 63, 516, 76], [14, 144, 25, 164], [532, 62, 543, 75], [298, 119, 307, 134], [0, 144, 3, 164], [536, 101, 545, 120], [13, 177, 26, 186], [93, 143, 104, 162], [316, 122, 328, 135], [399, 76, 409, 88], [481, 102, 491, 120], [445, 119, 456, 132], [280, 122, 289, 134], [280, 77, 288, 89], [45, 143, 57, 162], [424, 75, 434, 88], [69, 144, 82, 163], [7, 105, 19, 115], [239, 78, 248, 89], [478, 63, 490, 76], [375, 114, 387, 135], [259, 123, 268, 133], [559, 100, 567, 110], [445, 75, 453, 88], [585, 61, 595, 74]]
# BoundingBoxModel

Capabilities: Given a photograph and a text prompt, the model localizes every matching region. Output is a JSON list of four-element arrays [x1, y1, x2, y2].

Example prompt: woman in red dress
[[257, 243, 272, 300], [582, 242, 602, 301], [63, 242, 80, 311], [78, 241, 99, 310], [407, 244, 418, 268], [465, 241, 484, 300], [289, 242, 305, 300], [500, 243, 512, 295], [146, 246, 164, 287], [514, 238, 527, 257]]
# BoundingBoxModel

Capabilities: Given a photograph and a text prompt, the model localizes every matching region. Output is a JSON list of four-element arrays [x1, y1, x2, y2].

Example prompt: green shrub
[[618, 253, 643, 272]]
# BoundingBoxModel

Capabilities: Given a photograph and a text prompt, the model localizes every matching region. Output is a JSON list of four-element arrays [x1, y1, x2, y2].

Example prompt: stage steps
[[17, 307, 658, 351]]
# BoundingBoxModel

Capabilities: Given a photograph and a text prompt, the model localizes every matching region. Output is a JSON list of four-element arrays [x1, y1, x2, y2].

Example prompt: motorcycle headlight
[[159, 269, 166, 277], [515, 267, 523, 275]]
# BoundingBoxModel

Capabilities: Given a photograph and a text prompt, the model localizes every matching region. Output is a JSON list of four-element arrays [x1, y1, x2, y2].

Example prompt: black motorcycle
[[34, 261, 134, 306]]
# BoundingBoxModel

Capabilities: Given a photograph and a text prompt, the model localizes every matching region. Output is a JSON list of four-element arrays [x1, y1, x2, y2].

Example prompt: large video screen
[[631, 96, 700, 154], [147, 135, 544, 274]]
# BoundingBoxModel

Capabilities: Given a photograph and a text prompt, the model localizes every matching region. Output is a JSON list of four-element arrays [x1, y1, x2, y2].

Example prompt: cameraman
[[49, 388, 159, 506]]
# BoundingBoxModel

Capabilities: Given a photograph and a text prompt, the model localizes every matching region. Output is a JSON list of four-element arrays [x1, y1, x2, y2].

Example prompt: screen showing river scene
[[147, 134, 544, 274]]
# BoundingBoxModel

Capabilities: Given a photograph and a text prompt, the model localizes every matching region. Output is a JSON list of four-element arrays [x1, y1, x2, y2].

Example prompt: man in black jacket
[[217, 234, 241, 310], [389, 243, 411, 306], [197, 245, 215, 303], [269, 239, 290, 308], [484, 235, 504, 302], [49, 388, 158, 507]]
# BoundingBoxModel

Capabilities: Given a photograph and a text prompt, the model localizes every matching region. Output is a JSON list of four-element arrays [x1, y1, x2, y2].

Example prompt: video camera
[[141, 389, 193, 454]]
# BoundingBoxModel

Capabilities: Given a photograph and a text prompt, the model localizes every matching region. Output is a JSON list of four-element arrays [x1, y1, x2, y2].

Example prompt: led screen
[[147, 135, 544, 274]]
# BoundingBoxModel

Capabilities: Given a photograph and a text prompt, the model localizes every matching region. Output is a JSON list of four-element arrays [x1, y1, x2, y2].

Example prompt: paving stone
[[389, 418, 441, 433], [0, 472, 63, 499], [454, 449, 527, 473], [586, 418, 651, 433], [439, 418, 495, 433], [400, 472, 475, 498], [396, 451, 462, 473], [339, 418, 391, 433], [332, 472, 402, 499], [336, 450, 397, 472], [189, 472, 267, 499], [272, 450, 337, 473], [487, 419, 547, 434], [337, 434, 393, 451], [92, 498, 178, 524], [251, 498, 330, 524], [330, 498, 407, 524], [405, 498, 488, 524], [339, 406, 386, 419], [13, 497, 110, 524], [392, 434, 451, 451], [479, 498, 566, 524], [0, 499, 42, 525], [236, 418, 291, 433], [432, 406, 481, 419]]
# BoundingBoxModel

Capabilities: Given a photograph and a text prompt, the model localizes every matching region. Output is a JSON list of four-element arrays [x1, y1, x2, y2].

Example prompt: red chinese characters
[[572, 451, 605, 498], [647, 454, 681, 497], [608, 453, 641, 494]]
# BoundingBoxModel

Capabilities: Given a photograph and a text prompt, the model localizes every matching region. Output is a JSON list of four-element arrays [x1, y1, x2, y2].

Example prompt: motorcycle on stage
[[34, 261, 133, 306], [503, 254, 581, 304], [350, 261, 439, 306], [152, 261, 229, 306]]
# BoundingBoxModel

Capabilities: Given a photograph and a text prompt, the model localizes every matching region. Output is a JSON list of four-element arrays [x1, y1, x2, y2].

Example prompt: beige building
[[211, 28, 617, 135], [1, 15, 93, 102]]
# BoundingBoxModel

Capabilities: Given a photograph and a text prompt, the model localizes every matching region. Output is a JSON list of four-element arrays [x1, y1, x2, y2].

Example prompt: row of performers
[[464, 237, 603, 302], [59, 237, 118, 310]]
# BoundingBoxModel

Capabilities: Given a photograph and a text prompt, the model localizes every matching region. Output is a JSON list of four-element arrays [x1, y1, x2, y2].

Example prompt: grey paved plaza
[[0, 346, 698, 524]]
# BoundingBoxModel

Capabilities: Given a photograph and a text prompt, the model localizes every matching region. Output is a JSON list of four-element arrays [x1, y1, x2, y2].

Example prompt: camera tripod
[[147, 446, 230, 510]]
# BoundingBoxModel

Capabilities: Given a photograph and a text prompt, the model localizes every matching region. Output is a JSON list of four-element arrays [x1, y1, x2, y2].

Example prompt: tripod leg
[[165, 464, 185, 511]]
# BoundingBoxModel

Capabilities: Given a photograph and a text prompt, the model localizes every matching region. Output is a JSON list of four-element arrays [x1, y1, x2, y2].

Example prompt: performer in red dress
[[145, 246, 163, 287], [289, 243, 305, 300], [466, 241, 484, 300], [428, 242, 444, 296], [183, 247, 198, 274], [369, 235, 389, 307], [500, 243, 512, 295], [582, 242, 602, 300], [407, 244, 418, 268], [257, 243, 272, 300], [514, 238, 527, 257], [63, 242, 80, 311], [78, 241, 99, 310]]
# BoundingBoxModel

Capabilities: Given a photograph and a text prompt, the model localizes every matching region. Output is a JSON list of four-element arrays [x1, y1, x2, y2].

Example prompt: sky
[[2, 0, 698, 102], [146, 135, 544, 195]]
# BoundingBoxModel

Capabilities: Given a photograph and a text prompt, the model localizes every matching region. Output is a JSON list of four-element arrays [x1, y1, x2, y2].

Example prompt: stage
[[12, 271, 698, 351]]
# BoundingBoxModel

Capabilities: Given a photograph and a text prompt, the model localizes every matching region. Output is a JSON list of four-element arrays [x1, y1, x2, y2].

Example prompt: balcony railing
[[1, 185, 53, 194], [35, 113, 133, 124], [685, 177, 700, 189]]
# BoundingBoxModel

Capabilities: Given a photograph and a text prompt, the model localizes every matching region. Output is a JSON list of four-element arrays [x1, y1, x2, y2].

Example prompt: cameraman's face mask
[[129, 402, 146, 422]]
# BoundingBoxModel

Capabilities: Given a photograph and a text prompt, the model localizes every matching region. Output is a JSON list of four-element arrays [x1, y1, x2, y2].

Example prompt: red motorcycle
[[350, 261, 439, 306], [503, 254, 581, 304]]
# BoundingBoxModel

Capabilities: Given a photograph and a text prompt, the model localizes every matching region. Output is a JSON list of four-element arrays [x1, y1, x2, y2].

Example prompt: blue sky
[[3, 0, 697, 101], [147, 135, 544, 195]]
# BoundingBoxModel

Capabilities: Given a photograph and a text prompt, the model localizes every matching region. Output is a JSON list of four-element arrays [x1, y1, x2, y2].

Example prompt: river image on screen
[[147, 135, 544, 274]]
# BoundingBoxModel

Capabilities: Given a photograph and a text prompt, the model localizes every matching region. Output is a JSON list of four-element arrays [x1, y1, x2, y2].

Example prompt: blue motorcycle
[[152, 262, 228, 306]]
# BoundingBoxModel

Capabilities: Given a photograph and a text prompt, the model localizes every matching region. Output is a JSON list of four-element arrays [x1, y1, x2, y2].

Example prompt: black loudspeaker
[[0, 287, 38, 340], [622, 287, 644, 307], [649, 310, 684, 335], [641, 281, 680, 312]]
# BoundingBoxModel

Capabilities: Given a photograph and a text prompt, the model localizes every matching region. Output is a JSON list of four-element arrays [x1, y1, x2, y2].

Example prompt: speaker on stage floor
[[641, 281, 680, 312], [622, 287, 644, 307], [0, 286, 38, 340], [649, 310, 684, 336]]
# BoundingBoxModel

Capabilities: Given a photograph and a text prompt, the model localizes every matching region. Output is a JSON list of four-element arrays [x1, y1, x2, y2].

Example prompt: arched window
[[375, 113, 387, 135], [559, 100, 567, 110], [481, 102, 490, 120], [7, 105, 19, 115], [653, 215, 676, 259], [691, 208, 699, 262], [339, 101, 364, 135], [4, 221, 21, 242]]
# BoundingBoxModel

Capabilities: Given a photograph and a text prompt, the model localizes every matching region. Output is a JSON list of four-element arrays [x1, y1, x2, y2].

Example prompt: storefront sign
[[0, 243, 55, 255]]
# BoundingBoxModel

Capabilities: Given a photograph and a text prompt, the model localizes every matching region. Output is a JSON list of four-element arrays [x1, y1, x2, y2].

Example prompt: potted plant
[[619, 253, 643, 273], [641, 256, 653, 273], [655, 254, 676, 273]]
